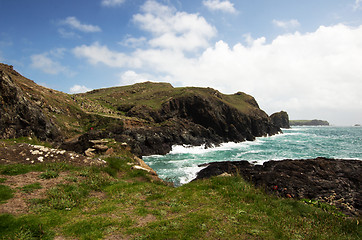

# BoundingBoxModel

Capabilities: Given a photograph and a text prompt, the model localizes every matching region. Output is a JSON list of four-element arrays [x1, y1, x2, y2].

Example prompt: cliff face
[[270, 111, 290, 129], [0, 65, 61, 142], [118, 93, 280, 156]]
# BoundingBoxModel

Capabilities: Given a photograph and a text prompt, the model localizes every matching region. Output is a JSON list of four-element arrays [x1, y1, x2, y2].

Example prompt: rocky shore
[[194, 157, 362, 216]]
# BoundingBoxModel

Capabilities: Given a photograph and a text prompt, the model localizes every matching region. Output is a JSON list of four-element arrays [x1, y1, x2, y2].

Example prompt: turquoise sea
[[143, 126, 362, 186]]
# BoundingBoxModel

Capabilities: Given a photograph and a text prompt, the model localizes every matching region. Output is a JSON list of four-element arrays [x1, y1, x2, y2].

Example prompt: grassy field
[[0, 155, 360, 240]]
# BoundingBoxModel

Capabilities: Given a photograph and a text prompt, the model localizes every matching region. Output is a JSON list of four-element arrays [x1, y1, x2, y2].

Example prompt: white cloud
[[119, 36, 147, 48], [30, 49, 75, 76], [354, 0, 362, 10], [58, 28, 80, 39], [119, 70, 153, 85], [133, 0, 216, 52], [272, 19, 300, 29], [101, 0, 125, 7], [70, 85, 92, 94], [73, 42, 141, 68], [203, 0, 237, 14], [60, 16, 101, 33], [30, 53, 66, 75]]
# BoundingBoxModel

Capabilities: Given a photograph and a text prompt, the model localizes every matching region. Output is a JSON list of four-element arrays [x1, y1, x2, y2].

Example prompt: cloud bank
[[73, 1, 362, 125]]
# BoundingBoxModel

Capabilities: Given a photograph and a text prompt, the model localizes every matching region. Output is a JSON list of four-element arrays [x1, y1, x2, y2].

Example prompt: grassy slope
[[0, 154, 360, 240], [77, 82, 261, 117]]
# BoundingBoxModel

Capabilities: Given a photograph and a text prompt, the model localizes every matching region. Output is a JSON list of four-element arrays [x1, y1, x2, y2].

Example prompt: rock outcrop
[[0, 64, 61, 142], [194, 158, 362, 216], [270, 111, 290, 128]]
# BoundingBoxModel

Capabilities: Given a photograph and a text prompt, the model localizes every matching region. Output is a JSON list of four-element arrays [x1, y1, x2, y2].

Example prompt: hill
[[0, 63, 280, 157]]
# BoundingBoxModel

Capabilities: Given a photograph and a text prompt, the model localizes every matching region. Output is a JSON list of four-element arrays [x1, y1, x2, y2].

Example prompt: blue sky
[[1, 0, 362, 125]]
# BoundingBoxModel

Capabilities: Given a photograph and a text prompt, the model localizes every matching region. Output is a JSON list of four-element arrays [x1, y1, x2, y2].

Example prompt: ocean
[[143, 126, 362, 186]]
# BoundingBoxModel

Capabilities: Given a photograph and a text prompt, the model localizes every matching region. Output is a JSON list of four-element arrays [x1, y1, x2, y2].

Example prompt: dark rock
[[122, 93, 280, 156], [194, 157, 362, 216], [0, 66, 61, 142], [270, 111, 290, 128]]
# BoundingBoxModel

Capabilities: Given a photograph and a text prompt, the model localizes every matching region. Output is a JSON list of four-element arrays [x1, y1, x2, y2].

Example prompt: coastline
[[193, 157, 362, 216]]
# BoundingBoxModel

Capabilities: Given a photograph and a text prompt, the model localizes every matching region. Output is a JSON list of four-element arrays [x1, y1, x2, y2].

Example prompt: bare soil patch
[[0, 171, 75, 215]]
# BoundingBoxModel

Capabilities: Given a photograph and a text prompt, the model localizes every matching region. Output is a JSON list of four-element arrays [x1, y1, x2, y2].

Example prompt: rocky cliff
[[0, 64, 61, 142], [270, 111, 290, 128]]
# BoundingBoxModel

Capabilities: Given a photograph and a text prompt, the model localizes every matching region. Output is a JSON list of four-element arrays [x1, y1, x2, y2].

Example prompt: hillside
[[1, 63, 280, 157]]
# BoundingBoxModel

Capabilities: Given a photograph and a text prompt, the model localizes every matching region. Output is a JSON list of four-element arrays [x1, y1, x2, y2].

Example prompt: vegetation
[[75, 82, 259, 117], [0, 154, 360, 240]]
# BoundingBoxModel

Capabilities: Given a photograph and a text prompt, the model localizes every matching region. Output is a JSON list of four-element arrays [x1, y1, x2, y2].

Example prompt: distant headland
[[290, 119, 329, 126]]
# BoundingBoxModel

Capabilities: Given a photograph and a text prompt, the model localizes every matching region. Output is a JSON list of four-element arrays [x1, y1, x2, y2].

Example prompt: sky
[[1, 0, 362, 126]]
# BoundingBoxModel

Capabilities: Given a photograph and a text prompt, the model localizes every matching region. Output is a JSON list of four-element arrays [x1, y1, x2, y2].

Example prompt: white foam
[[169, 141, 262, 155]]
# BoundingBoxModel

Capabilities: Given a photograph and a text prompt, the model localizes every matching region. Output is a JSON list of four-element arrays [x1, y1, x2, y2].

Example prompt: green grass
[[39, 170, 59, 179], [0, 159, 360, 240], [0, 162, 73, 176], [19, 182, 42, 193], [0, 185, 14, 203]]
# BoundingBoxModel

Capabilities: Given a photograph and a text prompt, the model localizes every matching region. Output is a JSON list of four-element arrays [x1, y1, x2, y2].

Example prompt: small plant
[[19, 182, 42, 193], [45, 184, 89, 210], [40, 170, 59, 179], [0, 184, 14, 203], [82, 171, 114, 191]]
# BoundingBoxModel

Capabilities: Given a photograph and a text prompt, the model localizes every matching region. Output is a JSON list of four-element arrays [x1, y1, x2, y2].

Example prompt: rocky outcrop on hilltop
[[270, 111, 290, 128], [194, 158, 362, 216], [0, 65, 62, 142]]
